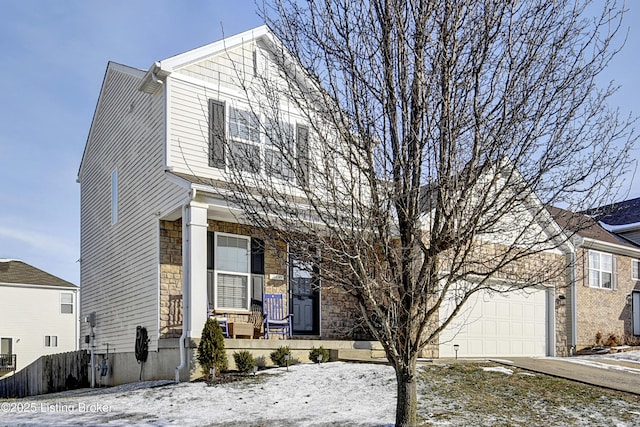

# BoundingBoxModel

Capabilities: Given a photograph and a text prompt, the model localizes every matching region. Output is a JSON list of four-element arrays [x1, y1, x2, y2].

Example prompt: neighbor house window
[[0, 338, 12, 355], [215, 233, 251, 310], [44, 336, 58, 347], [60, 293, 73, 314], [633, 260, 640, 281], [588, 250, 613, 289], [111, 169, 118, 224]]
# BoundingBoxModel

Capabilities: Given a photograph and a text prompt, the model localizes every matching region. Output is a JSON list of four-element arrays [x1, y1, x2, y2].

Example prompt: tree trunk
[[394, 360, 418, 426]]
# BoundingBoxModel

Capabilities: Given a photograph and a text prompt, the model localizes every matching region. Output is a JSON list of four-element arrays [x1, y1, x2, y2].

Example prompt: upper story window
[[208, 100, 309, 184], [633, 259, 640, 281], [588, 250, 614, 289], [60, 292, 74, 314]]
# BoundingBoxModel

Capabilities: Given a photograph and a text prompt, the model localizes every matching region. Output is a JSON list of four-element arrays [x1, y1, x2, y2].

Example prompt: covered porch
[[159, 199, 371, 346]]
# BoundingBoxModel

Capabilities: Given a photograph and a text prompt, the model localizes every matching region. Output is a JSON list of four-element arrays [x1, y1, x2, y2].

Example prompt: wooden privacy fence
[[0, 350, 90, 398]]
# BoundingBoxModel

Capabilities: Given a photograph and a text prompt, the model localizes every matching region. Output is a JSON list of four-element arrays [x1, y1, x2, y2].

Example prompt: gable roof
[[159, 25, 271, 72], [585, 197, 640, 227], [550, 206, 640, 254], [0, 259, 77, 289]]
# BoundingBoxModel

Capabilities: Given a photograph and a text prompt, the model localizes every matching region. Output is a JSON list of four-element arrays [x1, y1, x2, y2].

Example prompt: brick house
[[553, 208, 640, 350]]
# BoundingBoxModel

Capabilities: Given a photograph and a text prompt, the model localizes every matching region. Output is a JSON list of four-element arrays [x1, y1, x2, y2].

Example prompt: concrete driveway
[[493, 357, 640, 395]]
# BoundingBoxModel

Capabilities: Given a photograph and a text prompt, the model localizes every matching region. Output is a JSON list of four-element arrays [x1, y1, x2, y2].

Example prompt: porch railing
[[0, 354, 16, 371]]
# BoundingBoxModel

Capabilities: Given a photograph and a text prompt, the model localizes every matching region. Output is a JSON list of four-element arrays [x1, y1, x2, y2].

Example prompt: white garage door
[[439, 287, 548, 358]]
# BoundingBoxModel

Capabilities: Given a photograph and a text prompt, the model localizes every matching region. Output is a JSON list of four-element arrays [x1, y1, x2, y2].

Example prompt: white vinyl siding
[[167, 59, 310, 186], [111, 169, 118, 224], [588, 250, 613, 289], [79, 64, 186, 353]]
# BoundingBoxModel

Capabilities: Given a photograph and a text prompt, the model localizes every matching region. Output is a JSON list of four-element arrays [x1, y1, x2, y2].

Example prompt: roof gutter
[[138, 62, 169, 94], [599, 220, 640, 234]]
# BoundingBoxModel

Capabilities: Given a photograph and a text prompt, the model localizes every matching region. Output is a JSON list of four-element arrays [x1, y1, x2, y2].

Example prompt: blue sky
[[0, 1, 638, 285]]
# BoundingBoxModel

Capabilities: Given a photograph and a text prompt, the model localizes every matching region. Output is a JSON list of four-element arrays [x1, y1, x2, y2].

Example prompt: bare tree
[[208, 1, 636, 425]]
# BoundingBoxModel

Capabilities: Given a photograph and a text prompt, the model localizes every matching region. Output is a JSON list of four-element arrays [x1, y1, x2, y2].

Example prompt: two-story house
[[552, 208, 640, 350], [0, 259, 78, 377], [79, 26, 372, 384], [81, 26, 610, 385]]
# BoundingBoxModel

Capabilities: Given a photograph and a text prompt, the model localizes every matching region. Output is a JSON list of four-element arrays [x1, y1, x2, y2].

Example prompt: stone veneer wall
[[320, 283, 373, 340], [159, 217, 574, 354], [575, 248, 638, 349], [159, 219, 183, 338]]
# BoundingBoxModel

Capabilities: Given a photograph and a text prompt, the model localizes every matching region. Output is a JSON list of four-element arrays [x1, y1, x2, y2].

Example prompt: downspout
[[569, 237, 582, 355], [175, 189, 197, 382]]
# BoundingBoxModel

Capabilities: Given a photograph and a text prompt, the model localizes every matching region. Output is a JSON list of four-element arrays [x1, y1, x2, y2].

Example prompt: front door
[[290, 256, 319, 335]]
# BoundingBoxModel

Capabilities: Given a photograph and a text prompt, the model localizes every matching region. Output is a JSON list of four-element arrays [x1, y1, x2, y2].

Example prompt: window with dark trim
[[208, 99, 309, 184]]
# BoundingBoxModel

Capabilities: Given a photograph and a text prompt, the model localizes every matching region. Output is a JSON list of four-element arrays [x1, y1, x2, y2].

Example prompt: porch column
[[184, 202, 209, 340]]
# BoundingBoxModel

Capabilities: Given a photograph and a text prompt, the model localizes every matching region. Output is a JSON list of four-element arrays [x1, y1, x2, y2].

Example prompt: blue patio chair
[[263, 293, 293, 339]]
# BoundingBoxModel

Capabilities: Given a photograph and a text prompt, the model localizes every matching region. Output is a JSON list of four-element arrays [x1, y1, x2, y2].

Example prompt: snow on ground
[[481, 366, 513, 375], [560, 349, 640, 374], [0, 362, 397, 427], [2, 351, 640, 426]]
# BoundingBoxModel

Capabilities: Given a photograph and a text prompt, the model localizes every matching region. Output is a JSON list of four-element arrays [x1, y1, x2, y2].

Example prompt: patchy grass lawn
[[418, 362, 640, 426]]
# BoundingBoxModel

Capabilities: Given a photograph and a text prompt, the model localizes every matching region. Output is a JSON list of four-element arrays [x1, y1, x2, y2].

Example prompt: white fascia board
[[0, 282, 78, 291], [159, 25, 271, 72], [600, 221, 640, 234], [581, 237, 640, 258]]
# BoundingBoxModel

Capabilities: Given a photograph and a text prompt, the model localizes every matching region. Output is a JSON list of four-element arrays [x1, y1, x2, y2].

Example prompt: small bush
[[270, 346, 291, 367], [595, 332, 603, 346], [197, 318, 228, 378], [605, 333, 620, 347], [233, 350, 256, 374], [309, 346, 330, 363], [624, 334, 640, 346]]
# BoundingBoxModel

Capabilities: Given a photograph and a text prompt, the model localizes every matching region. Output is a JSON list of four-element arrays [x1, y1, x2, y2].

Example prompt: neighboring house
[[552, 208, 640, 350], [0, 259, 78, 377], [589, 197, 640, 246], [79, 26, 366, 384]]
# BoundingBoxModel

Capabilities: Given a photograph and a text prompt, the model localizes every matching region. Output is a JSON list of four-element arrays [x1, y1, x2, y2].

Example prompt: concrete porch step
[[332, 348, 386, 361]]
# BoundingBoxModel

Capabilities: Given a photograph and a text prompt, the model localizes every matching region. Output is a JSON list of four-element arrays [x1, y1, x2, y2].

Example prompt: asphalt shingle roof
[[0, 259, 77, 288], [549, 206, 639, 249], [586, 197, 640, 226]]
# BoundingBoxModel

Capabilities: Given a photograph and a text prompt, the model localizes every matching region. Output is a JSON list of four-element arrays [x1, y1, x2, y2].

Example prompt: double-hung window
[[60, 293, 74, 314], [215, 233, 251, 310], [228, 107, 261, 173], [44, 336, 58, 347], [265, 119, 295, 181], [209, 100, 308, 184], [633, 259, 640, 281], [588, 250, 613, 289]]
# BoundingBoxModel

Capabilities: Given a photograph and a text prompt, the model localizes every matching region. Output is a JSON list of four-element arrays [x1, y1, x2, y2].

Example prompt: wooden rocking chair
[[263, 293, 293, 339]]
